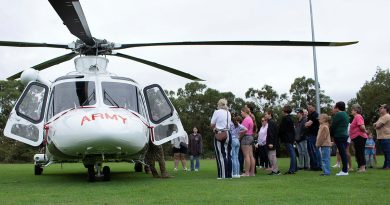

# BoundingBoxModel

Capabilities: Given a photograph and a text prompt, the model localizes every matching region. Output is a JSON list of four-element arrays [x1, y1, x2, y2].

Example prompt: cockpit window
[[48, 81, 96, 116], [101, 82, 138, 112]]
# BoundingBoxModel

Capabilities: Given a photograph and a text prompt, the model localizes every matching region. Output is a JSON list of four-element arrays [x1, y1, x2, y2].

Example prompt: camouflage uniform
[[144, 141, 169, 178]]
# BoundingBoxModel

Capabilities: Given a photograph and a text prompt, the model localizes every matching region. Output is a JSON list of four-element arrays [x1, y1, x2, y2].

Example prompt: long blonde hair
[[217, 98, 228, 110]]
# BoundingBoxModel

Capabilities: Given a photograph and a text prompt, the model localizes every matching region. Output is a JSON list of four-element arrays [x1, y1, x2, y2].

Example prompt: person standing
[[210, 98, 232, 179], [316, 114, 332, 176], [265, 110, 280, 175], [255, 117, 271, 169], [305, 103, 322, 171], [279, 105, 297, 174], [230, 116, 247, 178], [350, 104, 368, 172], [188, 127, 203, 171], [374, 104, 390, 170], [171, 132, 188, 171], [331, 101, 350, 176], [365, 130, 376, 168], [144, 140, 170, 178], [240, 106, 256, 176], [295, 109, 310, 170]]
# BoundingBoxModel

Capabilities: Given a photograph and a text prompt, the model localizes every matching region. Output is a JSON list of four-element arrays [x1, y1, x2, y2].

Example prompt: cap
[[296, 108, 304, 114]]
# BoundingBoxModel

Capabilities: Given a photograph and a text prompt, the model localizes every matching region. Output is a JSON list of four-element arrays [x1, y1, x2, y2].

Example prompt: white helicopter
[[1, 0, 357, 182]]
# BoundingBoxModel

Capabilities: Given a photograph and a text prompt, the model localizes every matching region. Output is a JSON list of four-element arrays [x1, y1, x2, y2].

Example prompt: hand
[[255, 144, 259, 148], [268, 144, 273, 149]]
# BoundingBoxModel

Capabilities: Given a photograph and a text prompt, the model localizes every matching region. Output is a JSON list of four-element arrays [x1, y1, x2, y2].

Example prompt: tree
[[0, 80, 37, 162], [354, 68, 390, 125], [245, 84, 279, 113], [289, 76, 333, 114]]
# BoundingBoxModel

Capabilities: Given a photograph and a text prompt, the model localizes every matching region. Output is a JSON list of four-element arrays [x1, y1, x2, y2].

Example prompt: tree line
[[1, 68, 389, 162]]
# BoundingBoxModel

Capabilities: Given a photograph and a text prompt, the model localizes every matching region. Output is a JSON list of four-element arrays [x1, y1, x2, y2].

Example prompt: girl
[[316, 114, 332, 176]]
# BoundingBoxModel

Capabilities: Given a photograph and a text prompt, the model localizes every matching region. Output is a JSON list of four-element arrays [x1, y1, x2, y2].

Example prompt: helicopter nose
[[47, 108, 149, 156]]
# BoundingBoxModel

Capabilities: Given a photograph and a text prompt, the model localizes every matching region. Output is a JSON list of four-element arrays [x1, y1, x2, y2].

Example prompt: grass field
[[0, 157, 388, 205]]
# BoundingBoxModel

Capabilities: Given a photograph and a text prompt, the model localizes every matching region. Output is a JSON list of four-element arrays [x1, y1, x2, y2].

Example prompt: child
[[316, 114, 332, 176], [365, 130, 376, 168]]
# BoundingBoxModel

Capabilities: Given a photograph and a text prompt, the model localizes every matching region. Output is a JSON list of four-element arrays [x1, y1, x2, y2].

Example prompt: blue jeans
[[334, 136, 349, 173], [231, 137, 240, 176], [320, 147, 331, 175], [285, 143, 297, 172], [190, 155, 200, 171], [307, 135, 322, 169], [297, 140, 310, 169], [381, 139, 390, 168]]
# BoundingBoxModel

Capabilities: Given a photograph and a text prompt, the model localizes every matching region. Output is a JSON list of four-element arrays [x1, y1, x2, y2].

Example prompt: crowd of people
[[143, 99, 390, 180], [210, 99, 390, 179]]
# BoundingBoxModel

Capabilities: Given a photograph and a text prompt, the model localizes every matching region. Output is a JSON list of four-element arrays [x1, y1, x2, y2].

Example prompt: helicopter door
[[143, 84, 185, 145], [3, 82, 49, 146]]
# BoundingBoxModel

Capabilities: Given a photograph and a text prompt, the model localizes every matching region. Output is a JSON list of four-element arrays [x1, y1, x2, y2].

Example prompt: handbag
[[180, 141, 188, 149], [214, 110, 229, 142]]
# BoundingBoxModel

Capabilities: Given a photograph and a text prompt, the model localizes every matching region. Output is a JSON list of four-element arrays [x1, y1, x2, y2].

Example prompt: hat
[[296, 108, 304, 114], [379, 104, 387, 108]]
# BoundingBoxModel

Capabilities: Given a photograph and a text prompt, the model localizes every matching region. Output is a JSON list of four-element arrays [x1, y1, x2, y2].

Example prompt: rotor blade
[[7, 52, 78, 80], [0, 41, 68, 49], [49, 0, 94, 46], [111, 52, 203, 81], [118, 40, 359, 49]]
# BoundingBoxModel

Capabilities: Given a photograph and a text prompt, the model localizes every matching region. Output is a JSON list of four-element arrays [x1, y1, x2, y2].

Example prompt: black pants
[[352, 136, 367, 167], [334, 136, 349, 173], [259, 145, 271, 168]]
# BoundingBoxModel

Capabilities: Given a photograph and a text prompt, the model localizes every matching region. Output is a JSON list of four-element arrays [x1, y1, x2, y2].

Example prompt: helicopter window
[[144, 85, 173, 123], [49, 81, 96, 116], [15, 82, 48, 123], [101, 82, 138, 111]]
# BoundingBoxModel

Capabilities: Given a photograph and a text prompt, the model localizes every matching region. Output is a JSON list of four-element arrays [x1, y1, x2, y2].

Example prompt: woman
[[171, 132, 188, 171], [349, 104, 368, 172], [331, 101, 350, 176], [210, 98, 232, 179], [230, 116, 247, 178], [374, 104, 390, 169], [279, 105, 296, 174], [240, 106, 256, 176], [256, 117, 271, 169], [188, 127, 203, 171]]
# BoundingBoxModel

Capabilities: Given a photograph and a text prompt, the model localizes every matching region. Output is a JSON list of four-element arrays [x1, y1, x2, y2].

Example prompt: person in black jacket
[[265, 110, 280, 175], [279, 105, 297, 174]]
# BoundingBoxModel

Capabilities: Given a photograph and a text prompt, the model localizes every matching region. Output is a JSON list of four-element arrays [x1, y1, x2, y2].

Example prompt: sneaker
[[284, 171, 295, 175], [195, 169, 199, 172], [183, 168, 188, 171], [332, 163, 340, 168], [268, 171, 281, 176], [173, 168, 178, 172], [232, 175, 240, 178], [336, 171, 349, 176]]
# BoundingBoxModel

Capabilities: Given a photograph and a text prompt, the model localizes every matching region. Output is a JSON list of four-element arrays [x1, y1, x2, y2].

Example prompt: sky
[[0, 0, 389, 104]]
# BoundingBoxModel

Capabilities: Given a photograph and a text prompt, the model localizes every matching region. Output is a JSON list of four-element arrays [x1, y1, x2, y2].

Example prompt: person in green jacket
[[330, 101, 350, 176]]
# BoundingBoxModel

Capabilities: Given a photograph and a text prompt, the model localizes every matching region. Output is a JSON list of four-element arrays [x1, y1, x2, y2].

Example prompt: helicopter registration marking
[[81, 113, 127, 126]]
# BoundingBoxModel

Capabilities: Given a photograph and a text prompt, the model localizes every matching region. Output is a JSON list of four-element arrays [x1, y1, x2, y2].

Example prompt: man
[[305, 103, 322, 171], [144, 140, 170, 178], [188, 127, 203, 171], [265, 110, 280, 175], [295, 109, 310, 170]]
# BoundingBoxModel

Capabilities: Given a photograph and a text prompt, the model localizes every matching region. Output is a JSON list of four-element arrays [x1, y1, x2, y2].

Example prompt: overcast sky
[[0, 0, 389, 104]]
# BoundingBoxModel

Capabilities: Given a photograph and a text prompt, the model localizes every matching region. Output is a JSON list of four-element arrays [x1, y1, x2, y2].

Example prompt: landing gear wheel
[[87, 166, 95, 182], [102, 166, 111, 181], [134, 162, 143, 172], [34, 165, 43, 175]]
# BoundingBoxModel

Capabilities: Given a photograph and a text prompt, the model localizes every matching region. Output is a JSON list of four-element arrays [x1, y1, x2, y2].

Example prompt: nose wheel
[[86, 164, 111, 182]]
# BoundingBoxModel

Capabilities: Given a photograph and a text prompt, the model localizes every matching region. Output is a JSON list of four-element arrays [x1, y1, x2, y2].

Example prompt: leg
[[381, 139, 390, 169], [242, 145, 251, 176], [345, 144, 353, 170], [195, 155, 200, 171], [321, 147, 331, 175], [302, 140, 310, 169], [286, 143, 297, 172], [173, 153, 180, 171], [190, 155, 195, 171], [214, 139, 224, 178], [267, 149, 279, 173], [297, 141, 304, 169], [180, 153, 187, 171], [353, 136, 367, 171], [335, 137, 348, 173]]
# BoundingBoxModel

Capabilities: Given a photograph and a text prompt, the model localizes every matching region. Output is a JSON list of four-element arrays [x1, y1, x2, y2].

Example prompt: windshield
[[49, 81, 96, 116], [101, 82, 138, 112]]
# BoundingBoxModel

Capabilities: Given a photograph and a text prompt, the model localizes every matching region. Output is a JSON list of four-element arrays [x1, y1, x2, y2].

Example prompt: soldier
[[144, 140, 170, 178]]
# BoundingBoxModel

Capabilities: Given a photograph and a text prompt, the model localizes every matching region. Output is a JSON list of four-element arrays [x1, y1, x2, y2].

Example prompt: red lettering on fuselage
[[81, 113, 127, 126]]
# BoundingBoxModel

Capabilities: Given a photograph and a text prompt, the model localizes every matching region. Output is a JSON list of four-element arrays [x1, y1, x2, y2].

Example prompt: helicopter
[[1, 0, 357, 182]]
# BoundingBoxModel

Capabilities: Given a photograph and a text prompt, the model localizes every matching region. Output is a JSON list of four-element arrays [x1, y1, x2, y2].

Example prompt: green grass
[[0, 157, 388, 205]]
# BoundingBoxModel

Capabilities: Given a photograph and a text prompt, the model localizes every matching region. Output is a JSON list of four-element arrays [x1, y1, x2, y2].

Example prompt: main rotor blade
[[0, 41, 68, 49], [7, 52, 78, 80], [119, 40, 359, 49], [49, 0, 94, 46], [111, 52, 203, 81]]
